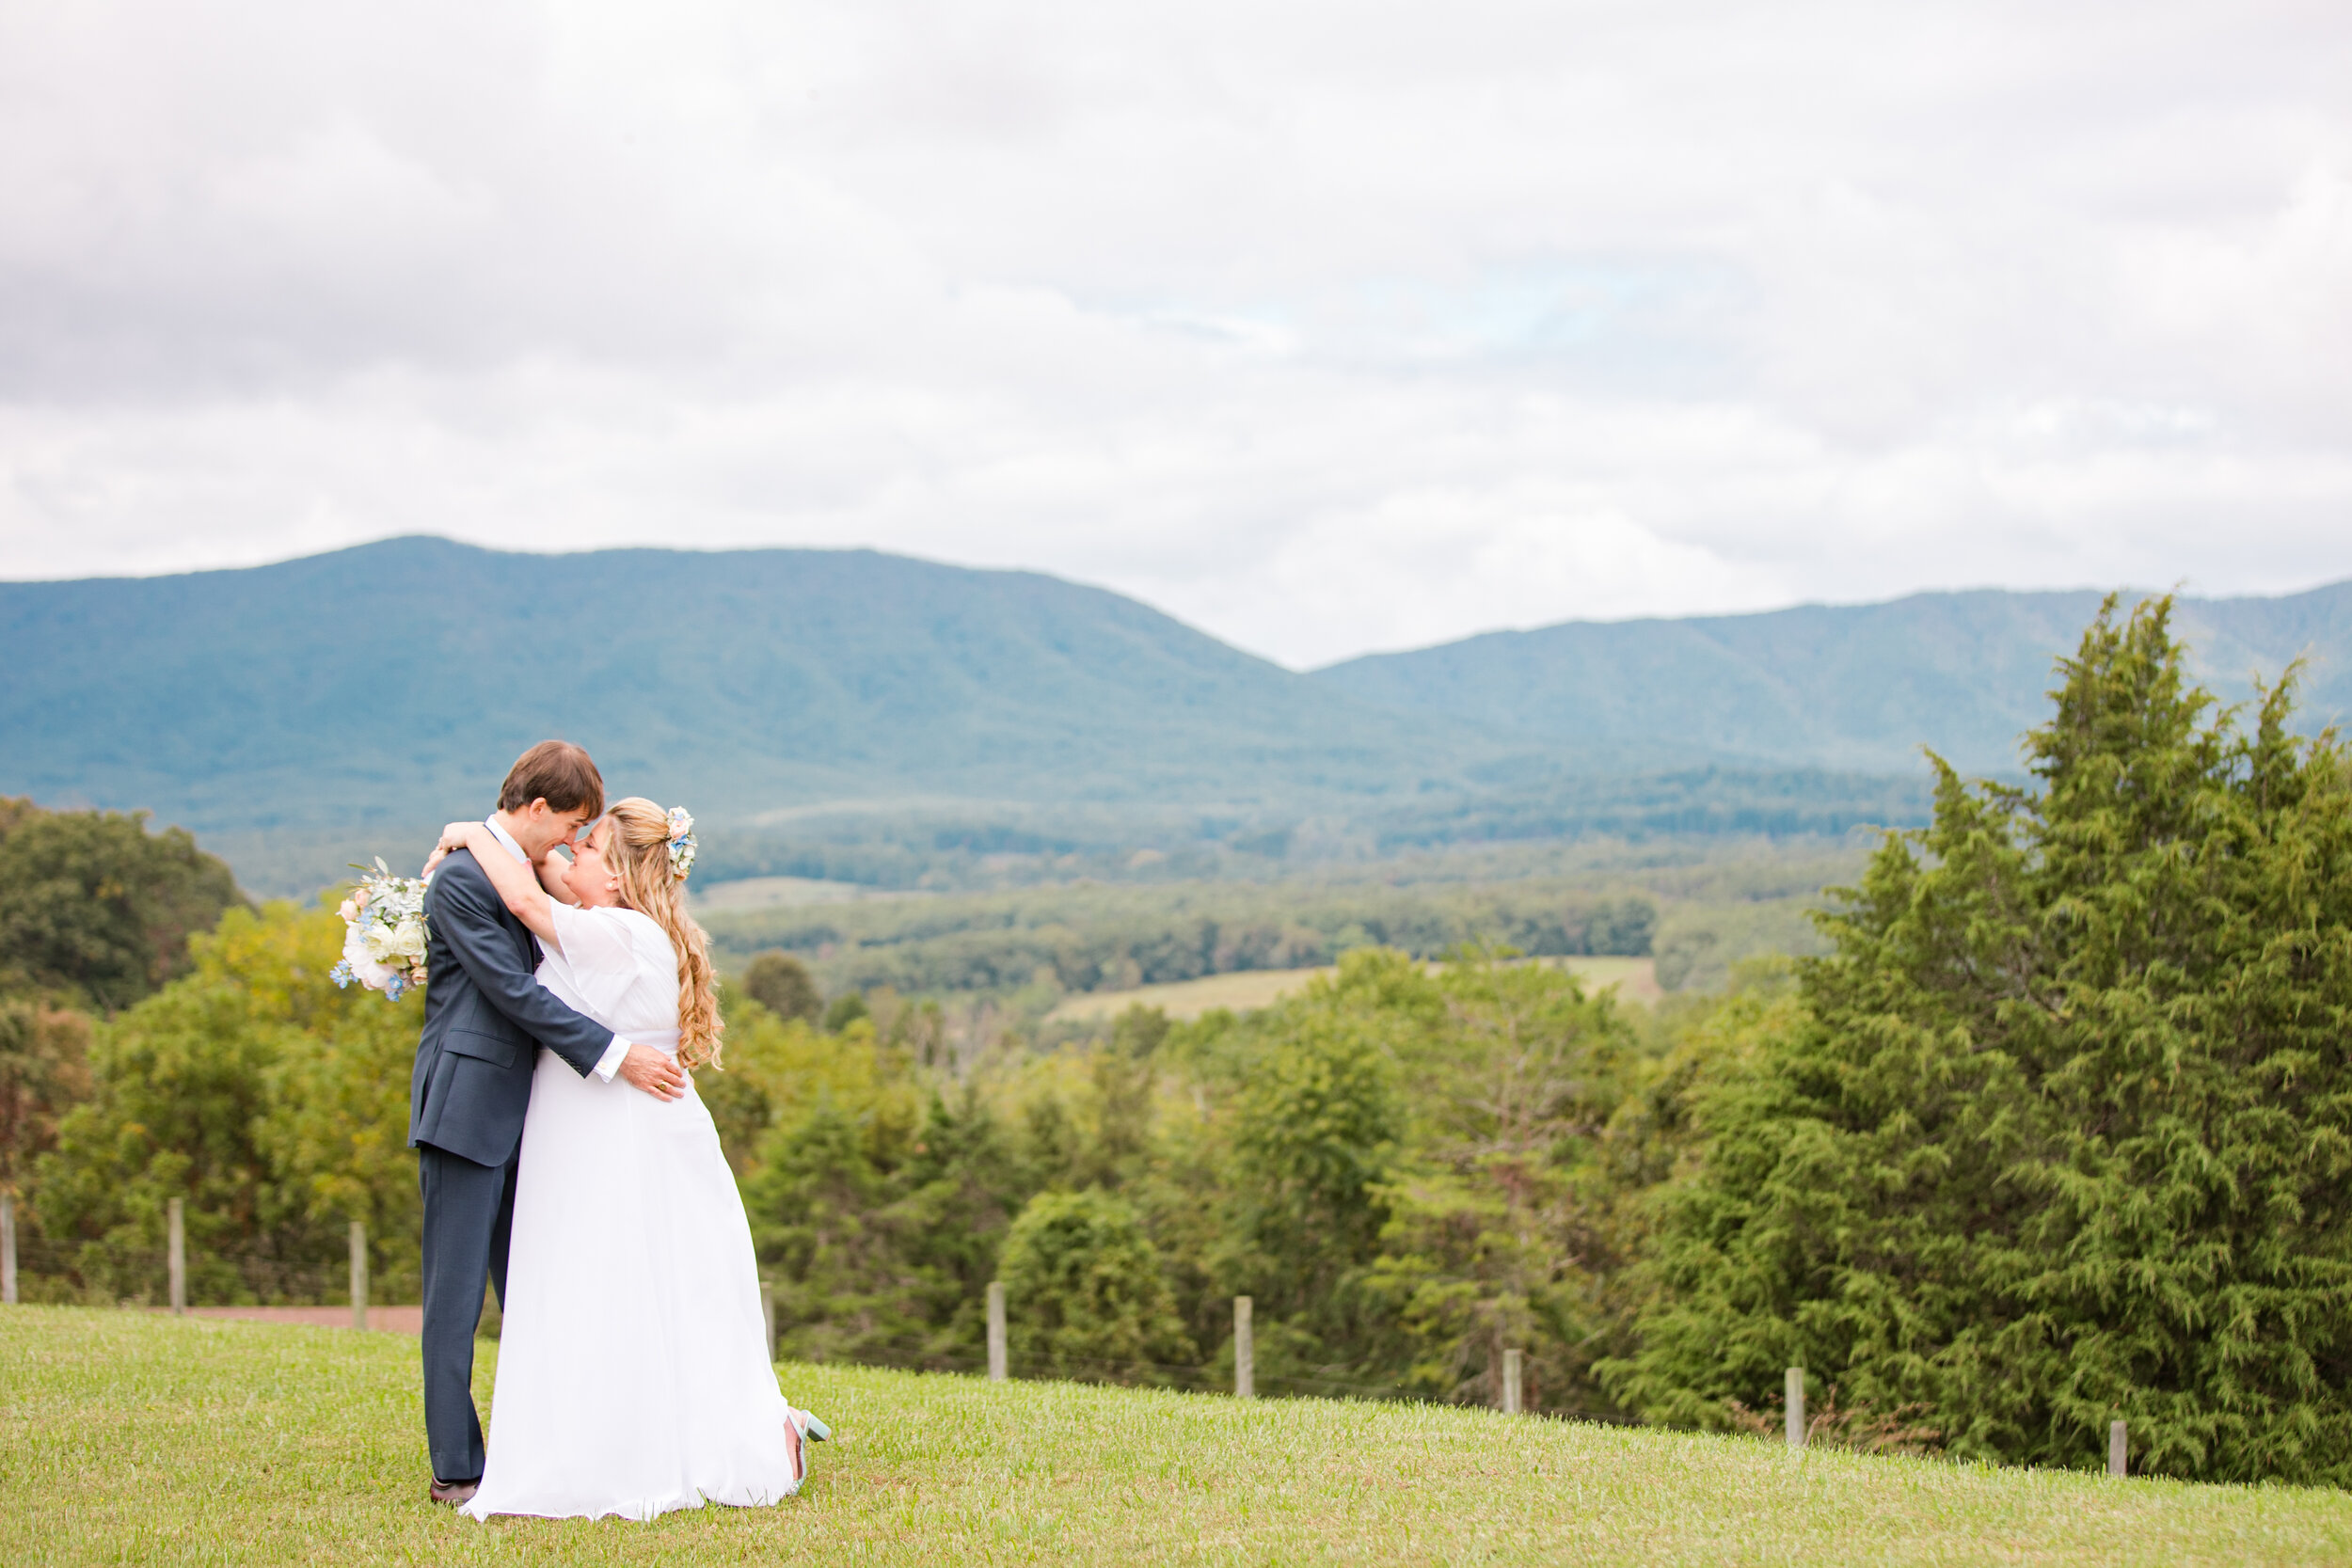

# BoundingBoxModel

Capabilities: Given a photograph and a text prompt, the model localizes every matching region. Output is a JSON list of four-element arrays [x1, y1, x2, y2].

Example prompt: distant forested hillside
[[0, 539, 1581, 886], [0, 538, 1899, 891], [0, 536, 1494, 825], [7, 537, 2337, 895], [1312, 583, 2352, 776]]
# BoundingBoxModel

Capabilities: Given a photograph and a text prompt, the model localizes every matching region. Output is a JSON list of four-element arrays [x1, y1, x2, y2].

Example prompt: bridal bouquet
[[330, 858, 432, 1001]]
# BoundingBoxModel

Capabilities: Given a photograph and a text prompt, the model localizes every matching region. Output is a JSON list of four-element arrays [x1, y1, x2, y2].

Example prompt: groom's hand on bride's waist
[[614, 1043, 687, 1101]]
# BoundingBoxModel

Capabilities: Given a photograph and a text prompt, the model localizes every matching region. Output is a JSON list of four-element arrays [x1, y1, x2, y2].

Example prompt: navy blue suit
[[410, 847, 615, 1484]]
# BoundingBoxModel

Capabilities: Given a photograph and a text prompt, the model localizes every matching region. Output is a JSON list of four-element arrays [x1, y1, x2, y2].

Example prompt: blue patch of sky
[[1124, 256, 1754, 392]]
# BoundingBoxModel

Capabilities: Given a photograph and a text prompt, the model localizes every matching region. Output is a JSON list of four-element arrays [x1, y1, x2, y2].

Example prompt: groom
[[409, 740, 687, 1506]]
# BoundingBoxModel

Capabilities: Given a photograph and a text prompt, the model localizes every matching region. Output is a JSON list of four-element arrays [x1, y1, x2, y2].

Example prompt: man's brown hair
[[498, 740, 605, 817]]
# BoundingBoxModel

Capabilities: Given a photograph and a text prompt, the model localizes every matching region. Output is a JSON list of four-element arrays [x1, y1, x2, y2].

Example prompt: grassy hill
[[5, 1307, 2345, 1565], [1313, 583, 2352, 777]]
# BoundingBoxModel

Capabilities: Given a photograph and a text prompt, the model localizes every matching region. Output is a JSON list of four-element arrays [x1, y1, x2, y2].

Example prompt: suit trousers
[[418, 1142, 520, 1485]]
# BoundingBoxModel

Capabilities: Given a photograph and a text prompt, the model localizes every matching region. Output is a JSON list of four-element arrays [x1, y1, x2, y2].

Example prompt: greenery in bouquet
[[329, 858, 430, 1000]]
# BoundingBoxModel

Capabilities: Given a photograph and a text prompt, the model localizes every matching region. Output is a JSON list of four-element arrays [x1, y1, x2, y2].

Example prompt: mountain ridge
[[2, 538, 1609, 888], [7, 537, 2342, 893], [1311, 580, 2352, 776]]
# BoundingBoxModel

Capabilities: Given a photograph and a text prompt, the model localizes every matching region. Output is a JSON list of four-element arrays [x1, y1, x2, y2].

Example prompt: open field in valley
[[1046, 955, 1663, 1023], [693, 839, 1847, 1006], [5, 1307, 2348, 1566]]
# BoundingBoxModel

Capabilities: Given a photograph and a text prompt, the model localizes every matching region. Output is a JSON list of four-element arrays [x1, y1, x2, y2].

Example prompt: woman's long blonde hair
[[602, 797, 723, 1070]]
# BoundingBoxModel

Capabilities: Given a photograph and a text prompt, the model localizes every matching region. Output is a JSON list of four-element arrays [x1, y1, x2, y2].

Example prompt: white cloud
[[1, 0, 2348, 666]]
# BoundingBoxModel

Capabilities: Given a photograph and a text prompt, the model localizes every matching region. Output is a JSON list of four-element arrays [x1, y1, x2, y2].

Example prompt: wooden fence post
[[1, 1192, 16, 1307], [167, 1198, 186, 1316], [2109, 1419, 2127, 1478], [1502, 1348, 1524, 1415], [348, 1220, 369, 1331], [1233, 1296, 1254, 1399], [1786, 1367, 1805, 1450], [986, 1280, 1008, 1382]]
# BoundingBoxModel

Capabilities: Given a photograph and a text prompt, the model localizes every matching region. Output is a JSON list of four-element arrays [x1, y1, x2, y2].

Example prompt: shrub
[[999, 1188, 1195, 1383]]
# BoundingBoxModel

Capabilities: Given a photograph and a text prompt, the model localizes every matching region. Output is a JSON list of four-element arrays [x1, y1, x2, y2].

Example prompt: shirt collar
[[482, 816, 532, 865]]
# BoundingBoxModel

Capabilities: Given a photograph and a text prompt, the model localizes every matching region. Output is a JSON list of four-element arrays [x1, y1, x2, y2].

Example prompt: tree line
[[0, 800, 246, 1213], [5, 596, 2348, 1484], [702, 880, 1658, 999]]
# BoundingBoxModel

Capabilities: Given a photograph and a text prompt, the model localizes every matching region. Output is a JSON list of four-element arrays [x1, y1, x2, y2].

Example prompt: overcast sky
[[2, 1, 2346, 667]]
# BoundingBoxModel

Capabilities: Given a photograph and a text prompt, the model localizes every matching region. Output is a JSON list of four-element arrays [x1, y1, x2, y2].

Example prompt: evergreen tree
[[999, 1188, 1196, 1383], [1359, 948, 1645, 1413], [1074, 1006, 1166, 1191], [1225, 963, 1407, 1325], [1606, 597, 2352, 1483], [742, 1091, 917, 1364], [882, 1086, 1034, 1364]]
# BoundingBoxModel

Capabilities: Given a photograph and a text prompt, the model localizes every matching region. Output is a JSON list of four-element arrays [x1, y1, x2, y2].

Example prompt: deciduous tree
[[0, 801, 245, 1011]]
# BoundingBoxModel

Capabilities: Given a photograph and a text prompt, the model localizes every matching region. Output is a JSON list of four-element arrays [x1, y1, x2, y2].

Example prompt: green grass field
[[1048, 957, 1661, 1024], [4, 1307, 2347, 1565]]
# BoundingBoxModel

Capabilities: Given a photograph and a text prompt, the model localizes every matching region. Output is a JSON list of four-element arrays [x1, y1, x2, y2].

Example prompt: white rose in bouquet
[[332, 859, 433, 1001]]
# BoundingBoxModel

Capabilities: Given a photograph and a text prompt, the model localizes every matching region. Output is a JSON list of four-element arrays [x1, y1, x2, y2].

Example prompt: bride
[[423, 798, 829, 1521]]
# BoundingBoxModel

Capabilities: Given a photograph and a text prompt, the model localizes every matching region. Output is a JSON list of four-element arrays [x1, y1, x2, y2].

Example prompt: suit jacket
[[408, 847, 616, 1167]]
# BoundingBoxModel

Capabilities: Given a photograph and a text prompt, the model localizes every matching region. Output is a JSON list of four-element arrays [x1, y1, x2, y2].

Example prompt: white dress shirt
[[485, 817, 634, 1083]]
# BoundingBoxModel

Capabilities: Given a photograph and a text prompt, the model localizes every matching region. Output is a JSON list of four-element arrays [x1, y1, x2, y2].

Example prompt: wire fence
[[4, 1231, 412, 1309], [773, 1323, 1644, 1426], [2, 1217, 1633, 1425]]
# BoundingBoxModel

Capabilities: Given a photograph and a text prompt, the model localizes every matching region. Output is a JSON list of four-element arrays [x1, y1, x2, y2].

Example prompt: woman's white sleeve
[[546, 904, 640, 1021]]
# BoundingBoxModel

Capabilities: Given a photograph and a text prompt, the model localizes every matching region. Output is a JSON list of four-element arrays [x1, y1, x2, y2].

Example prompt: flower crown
[[664, 806, 697, 880]]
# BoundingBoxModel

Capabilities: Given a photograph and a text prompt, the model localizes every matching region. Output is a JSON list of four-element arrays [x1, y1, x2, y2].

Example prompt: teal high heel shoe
[[802, 1412, 832, 1443]]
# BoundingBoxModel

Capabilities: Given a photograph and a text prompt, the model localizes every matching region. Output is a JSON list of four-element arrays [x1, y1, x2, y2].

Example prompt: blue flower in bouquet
[[337, 857, 433, 999]]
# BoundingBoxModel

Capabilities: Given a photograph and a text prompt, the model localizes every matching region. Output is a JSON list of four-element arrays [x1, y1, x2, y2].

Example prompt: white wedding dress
[[463, 902, 804, 1521]]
